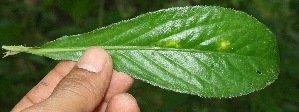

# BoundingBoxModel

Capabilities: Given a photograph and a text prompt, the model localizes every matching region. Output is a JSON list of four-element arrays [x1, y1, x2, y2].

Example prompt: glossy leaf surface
[[2, 6, 280, 97]]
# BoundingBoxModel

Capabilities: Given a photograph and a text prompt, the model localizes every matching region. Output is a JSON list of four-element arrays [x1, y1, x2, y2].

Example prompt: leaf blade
[[2, 6, 280, 97]]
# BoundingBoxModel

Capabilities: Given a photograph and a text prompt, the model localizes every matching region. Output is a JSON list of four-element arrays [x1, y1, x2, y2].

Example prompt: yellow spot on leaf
[[165, 41, 181, 48], [218, 41, 230, 50]]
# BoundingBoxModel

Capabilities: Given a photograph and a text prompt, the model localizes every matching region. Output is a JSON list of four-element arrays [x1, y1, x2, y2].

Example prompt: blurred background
[[0, 0, 298, 111]]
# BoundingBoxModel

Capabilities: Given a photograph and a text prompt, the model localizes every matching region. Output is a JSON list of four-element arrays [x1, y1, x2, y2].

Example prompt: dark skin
[[12, 47, 140, 112]]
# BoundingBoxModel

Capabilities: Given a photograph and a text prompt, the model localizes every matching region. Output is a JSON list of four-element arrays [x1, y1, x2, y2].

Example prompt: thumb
[[24, 47, 113, 112]]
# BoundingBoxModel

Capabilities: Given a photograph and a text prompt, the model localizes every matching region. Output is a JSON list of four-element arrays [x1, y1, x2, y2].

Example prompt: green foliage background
[[0, 0, 298, 111]]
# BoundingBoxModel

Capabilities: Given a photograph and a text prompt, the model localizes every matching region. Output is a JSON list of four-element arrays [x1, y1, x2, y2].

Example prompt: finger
[[23, 47, 113, 112], [104, 71, 134, 102], [12, 61, 76, 112], [94, 70, 134, 112], [106, 93, 140, 112]]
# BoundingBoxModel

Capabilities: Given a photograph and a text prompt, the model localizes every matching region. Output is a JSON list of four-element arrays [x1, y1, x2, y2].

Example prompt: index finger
[[11, 61, 76, 112]]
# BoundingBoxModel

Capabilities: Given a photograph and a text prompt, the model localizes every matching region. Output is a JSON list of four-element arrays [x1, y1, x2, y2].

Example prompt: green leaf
[[2, 6, 280, 98]]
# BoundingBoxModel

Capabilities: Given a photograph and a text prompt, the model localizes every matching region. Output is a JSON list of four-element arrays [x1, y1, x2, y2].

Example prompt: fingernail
[[77, 47, 107, 73]]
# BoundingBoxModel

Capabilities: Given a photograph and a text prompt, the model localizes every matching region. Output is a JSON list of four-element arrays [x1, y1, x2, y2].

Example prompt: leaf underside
[[2, 6, 280, 98]]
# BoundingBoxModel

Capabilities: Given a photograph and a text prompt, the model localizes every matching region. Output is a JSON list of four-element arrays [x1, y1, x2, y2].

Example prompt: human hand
[[12, 47, 140, 112]]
